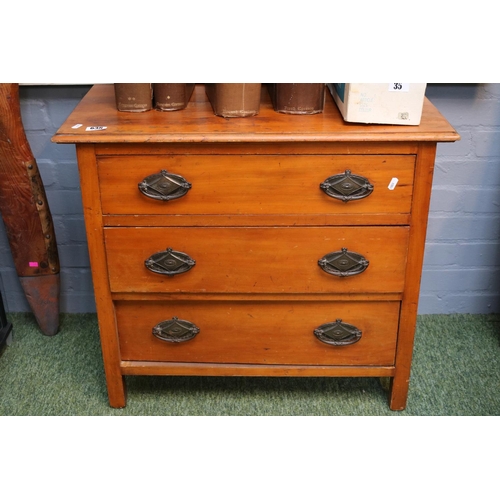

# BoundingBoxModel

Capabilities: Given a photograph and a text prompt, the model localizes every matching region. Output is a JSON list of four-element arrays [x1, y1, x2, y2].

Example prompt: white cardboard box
[[327, 83, 427, 125]]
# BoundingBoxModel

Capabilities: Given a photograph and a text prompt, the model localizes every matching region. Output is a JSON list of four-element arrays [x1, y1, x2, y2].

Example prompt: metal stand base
[[0, 291, 13, 349]]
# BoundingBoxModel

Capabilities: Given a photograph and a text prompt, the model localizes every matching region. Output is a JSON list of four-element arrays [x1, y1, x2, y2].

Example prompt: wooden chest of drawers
[[52, 84, 459, 410]]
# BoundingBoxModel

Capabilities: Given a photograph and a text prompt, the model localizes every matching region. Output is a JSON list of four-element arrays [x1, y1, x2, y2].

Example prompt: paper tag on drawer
[[388, 178, 399, 190]]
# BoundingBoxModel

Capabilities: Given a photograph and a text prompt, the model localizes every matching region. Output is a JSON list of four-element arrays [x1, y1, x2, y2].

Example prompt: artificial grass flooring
[[1, 312, 499, 415]]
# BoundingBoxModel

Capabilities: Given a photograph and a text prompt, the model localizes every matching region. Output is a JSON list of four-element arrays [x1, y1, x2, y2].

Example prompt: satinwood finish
[[115, 300, 400, 365], [104, 226, 410, 294], [97, 154, 415, 217], [52, 84, 459, 410]]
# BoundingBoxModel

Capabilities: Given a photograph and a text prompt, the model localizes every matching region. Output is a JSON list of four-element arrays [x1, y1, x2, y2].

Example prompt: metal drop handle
[[314, 319, 362, 346], [145, 248, 196, 276], [320, 169, 374, 202], [152, 317, 200, 343], [318, 248, 369, 277], [138, 169, 191, 201]]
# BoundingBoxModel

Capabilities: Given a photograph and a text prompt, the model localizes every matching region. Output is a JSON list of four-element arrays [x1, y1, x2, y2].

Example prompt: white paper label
[[86, 126, 107, 131], [388, 83, 410, 92], [388, 177, 399, 190], [71, 123, 83, 129]]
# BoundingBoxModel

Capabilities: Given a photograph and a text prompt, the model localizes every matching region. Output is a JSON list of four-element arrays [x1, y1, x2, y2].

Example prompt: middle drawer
[[104, 226, 409, 294]]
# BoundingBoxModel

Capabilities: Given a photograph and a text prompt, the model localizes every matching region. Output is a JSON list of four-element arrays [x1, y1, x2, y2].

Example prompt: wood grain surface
[[54, 84, 459, 409], [0, 83, 59, 335], [97, 153, 415, 217], [52, 84, 460, 144], [115, 299, 400, 366], [104, 226, 410, 294]]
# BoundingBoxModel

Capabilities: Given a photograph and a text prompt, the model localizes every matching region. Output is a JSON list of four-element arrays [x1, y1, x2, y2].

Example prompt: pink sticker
[[29, 262, 39, 267]]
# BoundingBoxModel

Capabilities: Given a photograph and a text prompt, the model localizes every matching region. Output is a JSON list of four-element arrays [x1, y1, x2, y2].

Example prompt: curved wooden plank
[[0, 83, 59, 336]]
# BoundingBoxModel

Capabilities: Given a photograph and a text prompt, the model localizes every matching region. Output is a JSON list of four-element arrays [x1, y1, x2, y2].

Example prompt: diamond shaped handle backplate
[[314, 319, 362, 346], [320, 169, 374, 202], [318, 248, 369, 277], [138, 170, 192, 201], [145, 248, 196, 276], [152, 317, 200, 343]]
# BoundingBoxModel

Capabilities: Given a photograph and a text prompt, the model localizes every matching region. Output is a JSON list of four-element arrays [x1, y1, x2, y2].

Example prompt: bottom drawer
[[116, 300, 400, 366]]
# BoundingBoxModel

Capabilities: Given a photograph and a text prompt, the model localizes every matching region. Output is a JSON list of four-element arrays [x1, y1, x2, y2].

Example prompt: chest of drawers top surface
[[52, 84, 459, 146]]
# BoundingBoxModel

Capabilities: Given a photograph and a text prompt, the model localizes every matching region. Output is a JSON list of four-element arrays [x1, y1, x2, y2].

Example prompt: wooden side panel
[[76, 144, 126, 408], [390, 142, 437, 410]]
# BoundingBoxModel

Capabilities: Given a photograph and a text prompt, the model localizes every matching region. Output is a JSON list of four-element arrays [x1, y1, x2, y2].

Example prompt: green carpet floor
[[1, 312, 499, 415]]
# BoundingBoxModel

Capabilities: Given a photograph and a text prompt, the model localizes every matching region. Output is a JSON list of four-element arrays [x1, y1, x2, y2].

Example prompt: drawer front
[[116, 300, 400, 366], [98, 154, 414, 216], [105, 226, 410, 294]]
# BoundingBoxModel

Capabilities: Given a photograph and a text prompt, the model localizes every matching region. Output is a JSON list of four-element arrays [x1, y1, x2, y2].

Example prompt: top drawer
[[97, 154, 415, 216]]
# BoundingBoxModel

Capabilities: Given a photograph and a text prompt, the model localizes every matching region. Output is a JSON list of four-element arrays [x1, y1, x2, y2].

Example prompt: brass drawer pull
[[138, 169, 191, 201], [314, 319, 362, 346], [145, 248, 196, 275], [320, 169, 374, 202], [153, 317, 200, 343], [318, 247, 369, 277]]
